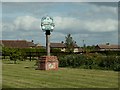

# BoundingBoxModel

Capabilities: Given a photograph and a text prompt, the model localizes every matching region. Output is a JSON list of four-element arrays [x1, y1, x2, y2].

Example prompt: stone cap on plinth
[[39, 56, 58, 62]]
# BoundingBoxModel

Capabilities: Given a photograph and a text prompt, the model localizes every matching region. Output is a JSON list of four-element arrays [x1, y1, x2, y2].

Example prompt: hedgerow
[[58, 53, 120, 71]]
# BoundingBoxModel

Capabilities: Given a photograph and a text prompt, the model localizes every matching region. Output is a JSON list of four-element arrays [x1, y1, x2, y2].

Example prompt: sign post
[[37, 16, 58, 70], [46, 30, 50, 56], [41, 16, 54, 56]]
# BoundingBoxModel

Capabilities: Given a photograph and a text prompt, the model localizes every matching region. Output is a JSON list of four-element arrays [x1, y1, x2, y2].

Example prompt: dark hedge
[[58, 53, 120, 71]]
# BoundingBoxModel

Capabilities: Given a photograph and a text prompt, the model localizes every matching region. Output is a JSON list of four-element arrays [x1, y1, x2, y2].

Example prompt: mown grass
[[2, 60, 119, 88]]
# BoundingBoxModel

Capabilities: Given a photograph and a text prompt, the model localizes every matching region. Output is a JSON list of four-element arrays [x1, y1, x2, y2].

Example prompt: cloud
[[2, 15, 117, 34], [54, 16, 81, 30], [2, 23, 15, 31], [0, 23, 1, 29], [2, 0, 85, 2], [14, 15, 40, 31], [2, 15, 41, 31], [2, 15, 118, 45], [89, 2, 118, 7], [2, 2, 118, 45], [51, 32, 65, 42], [2, 0, 119, 2], [54, 16, 117, 33], [85, 19, 117, 32], [92, 5, 117, 15]]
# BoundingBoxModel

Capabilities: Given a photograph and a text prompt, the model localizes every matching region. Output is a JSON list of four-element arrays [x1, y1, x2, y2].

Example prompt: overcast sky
[[1, 1, 119, 46]]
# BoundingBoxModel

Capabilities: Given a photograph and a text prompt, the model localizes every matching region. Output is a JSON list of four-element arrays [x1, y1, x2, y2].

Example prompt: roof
[[35, 43, 42, 47], [73, 43, 79, 48], [97, 44, 120, 49], [0, 40, 35, 48], [50, 42, 79, 48], [50, 43, 65, 48], [27, 42, 35, 47]]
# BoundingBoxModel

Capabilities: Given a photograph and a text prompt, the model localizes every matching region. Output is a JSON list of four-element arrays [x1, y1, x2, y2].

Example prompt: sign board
[[41, 16, 55, 32]]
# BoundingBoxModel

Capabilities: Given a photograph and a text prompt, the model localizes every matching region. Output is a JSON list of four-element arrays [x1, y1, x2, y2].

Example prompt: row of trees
[[2, 47, 43, 63], [2, 47, 64, 63], [2, 46, 120, 71]]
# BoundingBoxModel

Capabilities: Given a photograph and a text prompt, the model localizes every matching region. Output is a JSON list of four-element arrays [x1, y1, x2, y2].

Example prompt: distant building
[[0, 40, 83, 52], [50, 42, 83, 52], [0, 40, 35, 48], [35, 43, 45, 48], [95, 43, 120, 51], [50, 43, 66, 52], [27, 41, 36, 48]]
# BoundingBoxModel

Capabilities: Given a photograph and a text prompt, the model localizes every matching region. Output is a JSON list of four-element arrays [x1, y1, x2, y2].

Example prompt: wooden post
[[45, 30, 50, 56]]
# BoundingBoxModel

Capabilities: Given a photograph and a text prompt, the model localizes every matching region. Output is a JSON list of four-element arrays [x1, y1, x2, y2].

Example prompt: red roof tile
[[50, 42, 79, 48], [97, 44, 120, 49], [0, 40, 35, 48], [50, 43, 65, 48]]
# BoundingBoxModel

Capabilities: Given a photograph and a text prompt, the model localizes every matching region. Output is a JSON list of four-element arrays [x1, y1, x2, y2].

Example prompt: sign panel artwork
[[41, 16, 55, 32], [48, 63, 56, 69]]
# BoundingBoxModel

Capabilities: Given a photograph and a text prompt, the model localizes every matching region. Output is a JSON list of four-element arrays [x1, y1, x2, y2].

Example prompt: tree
[[9, 48, 21, 64], [2, 47, 10, 59], [65, 34, 74, 53]]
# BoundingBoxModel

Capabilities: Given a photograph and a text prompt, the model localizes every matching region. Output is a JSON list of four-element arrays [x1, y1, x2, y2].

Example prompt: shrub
[[59, 54, 87, 68], [59, 53, 120, 71]]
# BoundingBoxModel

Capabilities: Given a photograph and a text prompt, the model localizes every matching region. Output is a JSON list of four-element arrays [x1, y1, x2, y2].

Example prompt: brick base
[[37, 56, 58, 70]]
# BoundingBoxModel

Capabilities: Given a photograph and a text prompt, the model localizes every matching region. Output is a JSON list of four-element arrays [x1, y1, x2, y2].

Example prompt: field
[[2, 60, 119, 88]]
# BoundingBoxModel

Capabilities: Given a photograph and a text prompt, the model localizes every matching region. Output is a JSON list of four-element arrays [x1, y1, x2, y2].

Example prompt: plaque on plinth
[[37, 56, 58, 70]]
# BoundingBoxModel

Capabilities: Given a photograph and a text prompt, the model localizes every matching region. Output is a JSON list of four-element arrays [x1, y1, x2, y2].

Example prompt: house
[[72, 43, 82, 52], [35, 43, 41, 48], [50, 43, 66, 52], [27, 41, 36, 48], [95, 43, 120, 51], [0, 40, 35, 48], [50, 42, 83, 52]]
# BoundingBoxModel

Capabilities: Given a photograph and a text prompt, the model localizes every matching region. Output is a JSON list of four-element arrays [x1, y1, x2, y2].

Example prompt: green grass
[[2, 60, 119, 88]]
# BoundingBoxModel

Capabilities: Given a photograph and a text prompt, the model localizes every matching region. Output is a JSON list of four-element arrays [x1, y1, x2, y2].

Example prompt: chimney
[[31, 40, 34, 42], [61, 41, 64, 43], [106, 42, 110, 45]]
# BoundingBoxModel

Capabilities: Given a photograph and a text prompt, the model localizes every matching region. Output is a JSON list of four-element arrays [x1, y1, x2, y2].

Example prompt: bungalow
[[95, 44, 120, 51], [50, 43, 66, 52], [50, 42, 83, 53], [35, 43, 46, 49], [0, 40, 35, 48]]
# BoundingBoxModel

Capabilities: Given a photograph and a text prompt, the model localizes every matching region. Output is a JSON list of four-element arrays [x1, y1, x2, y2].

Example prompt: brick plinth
[[37, 56, 58, 70]]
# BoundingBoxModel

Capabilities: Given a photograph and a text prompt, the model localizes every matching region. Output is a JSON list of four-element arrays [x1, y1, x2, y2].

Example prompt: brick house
[[95, 44, 120, 51], [50, 42, 83, 52], [50, 43, 66, 52], [0, 40, 35, 48]]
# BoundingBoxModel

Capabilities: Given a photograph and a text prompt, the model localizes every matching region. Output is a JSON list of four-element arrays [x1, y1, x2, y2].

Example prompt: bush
[[59, 54, 87, 68], [59, 54, 120, 71]]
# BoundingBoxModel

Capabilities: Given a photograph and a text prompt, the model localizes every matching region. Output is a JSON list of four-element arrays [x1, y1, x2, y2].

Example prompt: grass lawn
[[2, 60, 119, 88]]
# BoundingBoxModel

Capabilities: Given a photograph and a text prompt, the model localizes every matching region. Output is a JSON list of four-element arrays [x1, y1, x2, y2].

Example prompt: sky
[[1, 0, 119, 46]]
